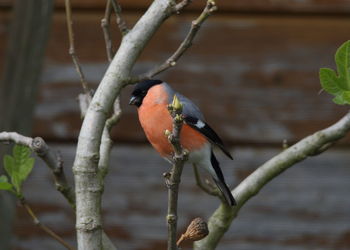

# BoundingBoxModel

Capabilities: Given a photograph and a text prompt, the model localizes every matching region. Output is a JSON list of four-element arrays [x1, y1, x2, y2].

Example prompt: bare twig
[[101, 0, 114, 62], [131, 0, 217, 83], [194, 110, 350, 249], [100, 1, 124, 177], [20, 198, 76, 250], [174, 0, 192, 14], [106, 96, 122, 131], [165, 95, 188, 250], [98, 96, 122, 178], [0, 132, 76, 208], [110, 0, 129, 36], [64, 0, 89, 93], [0, 132, 117, 250]]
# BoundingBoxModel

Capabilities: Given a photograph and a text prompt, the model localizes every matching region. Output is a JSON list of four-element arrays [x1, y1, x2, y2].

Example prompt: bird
[[129, 79, 236, 206]]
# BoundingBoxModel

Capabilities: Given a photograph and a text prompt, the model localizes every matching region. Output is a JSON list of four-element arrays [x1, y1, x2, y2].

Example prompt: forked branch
[[0, 132, 75, 208], [131, 0, 217, 83]]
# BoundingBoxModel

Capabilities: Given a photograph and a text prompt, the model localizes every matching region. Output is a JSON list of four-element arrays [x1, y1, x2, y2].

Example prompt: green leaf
[[19, 157, 35, 183], [0, 175, 13, 191], [0, 182, 13, 191], [3, 155, 14, 177], [333, 95, 347, 105], [319, 68, 341, 94], [0, 175, 8, 182], [2, 144, 35, 193], [320, 40, 350, 105], [3, 155, 20, 191], [335, 40, 350, 90], [13, 144, 31, 161]]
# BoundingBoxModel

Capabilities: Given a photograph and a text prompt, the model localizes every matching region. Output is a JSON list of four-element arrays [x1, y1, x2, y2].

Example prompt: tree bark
[[72, 1, 175, 249]]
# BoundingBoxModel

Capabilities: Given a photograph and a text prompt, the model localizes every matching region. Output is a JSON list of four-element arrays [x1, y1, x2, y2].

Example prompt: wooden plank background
[[1, 1, 350, 250], [2, 9, 350, 144], [11, 145, 350, 250]]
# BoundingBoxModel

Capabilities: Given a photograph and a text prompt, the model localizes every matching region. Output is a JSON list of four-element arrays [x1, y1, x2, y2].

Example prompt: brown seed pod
[[177, 217, 209, 246]]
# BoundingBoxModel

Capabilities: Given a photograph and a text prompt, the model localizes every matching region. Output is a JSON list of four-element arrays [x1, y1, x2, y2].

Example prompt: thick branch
[[133, 0, 217, 82], [72, 1, 176, 249], [194, 110, 350, 249], [0, 132, 75, 208]]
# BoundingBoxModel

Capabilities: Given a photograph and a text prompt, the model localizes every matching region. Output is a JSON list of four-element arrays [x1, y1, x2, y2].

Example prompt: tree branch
[[110, 0, 129, 36], [101, 0, 114, 62], [98, 97, 122, 178], [0, 132, 75, 208], [165, 95, 188, 250], [173, 0, 192, 14], [0, 132, 118, 250], [20, 198, 76, 250], [72, 1, 176, 249], [194, 110, 350, 249], [64, 0, 89, 94], [131, 0, 217, 82]]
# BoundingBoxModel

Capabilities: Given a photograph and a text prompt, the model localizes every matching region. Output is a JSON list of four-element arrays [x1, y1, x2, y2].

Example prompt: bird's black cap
[[129, 79, 163, 107]]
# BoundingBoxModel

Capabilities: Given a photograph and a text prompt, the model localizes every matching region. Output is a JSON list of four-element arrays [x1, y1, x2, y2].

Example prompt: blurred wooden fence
[[1, 1, 350, 250], [2, 0, 350, 145]]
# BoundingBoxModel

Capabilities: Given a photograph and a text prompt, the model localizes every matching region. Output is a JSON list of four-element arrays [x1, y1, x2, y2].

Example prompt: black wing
[[184, 116, 233, 160]]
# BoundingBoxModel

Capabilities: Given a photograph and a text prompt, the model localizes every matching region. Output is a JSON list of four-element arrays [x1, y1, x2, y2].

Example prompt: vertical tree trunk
[[0, 1, 54, 249]]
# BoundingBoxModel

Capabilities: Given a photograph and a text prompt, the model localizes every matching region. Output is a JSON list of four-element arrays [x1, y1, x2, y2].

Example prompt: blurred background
[[1, 0, 350, 249]]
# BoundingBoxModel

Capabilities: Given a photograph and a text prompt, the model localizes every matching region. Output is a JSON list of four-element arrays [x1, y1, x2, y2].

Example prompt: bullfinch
[[129, 79, 236, 206]]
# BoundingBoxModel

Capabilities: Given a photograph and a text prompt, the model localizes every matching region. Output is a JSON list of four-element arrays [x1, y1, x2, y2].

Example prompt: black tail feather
[[213, 178, 236, 206], [211, 151, 236, 206]]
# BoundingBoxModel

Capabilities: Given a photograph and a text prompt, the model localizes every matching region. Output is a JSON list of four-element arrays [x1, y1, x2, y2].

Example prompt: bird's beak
[[129, 96, 138, 105]]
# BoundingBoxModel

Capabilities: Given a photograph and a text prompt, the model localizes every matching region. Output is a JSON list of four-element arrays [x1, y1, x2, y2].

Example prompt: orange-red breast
[[129, 79, 236, 206]]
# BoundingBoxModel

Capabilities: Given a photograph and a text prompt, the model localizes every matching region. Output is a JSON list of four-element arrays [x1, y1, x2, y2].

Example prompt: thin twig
[[98, 96, 122, 178], [106, 96, 122, 131], [0, 132, 76, 209], [100, 0, 124, 176], [64, 0, 89, 94], [0, 132, 117, 250], [101, 0, 114, 62], [110, 0, 129, 36], [130, 0, 217, 83], [20, 198, 76, 250], [165, 96, 188, 250], [173, 0, 193, 14]]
